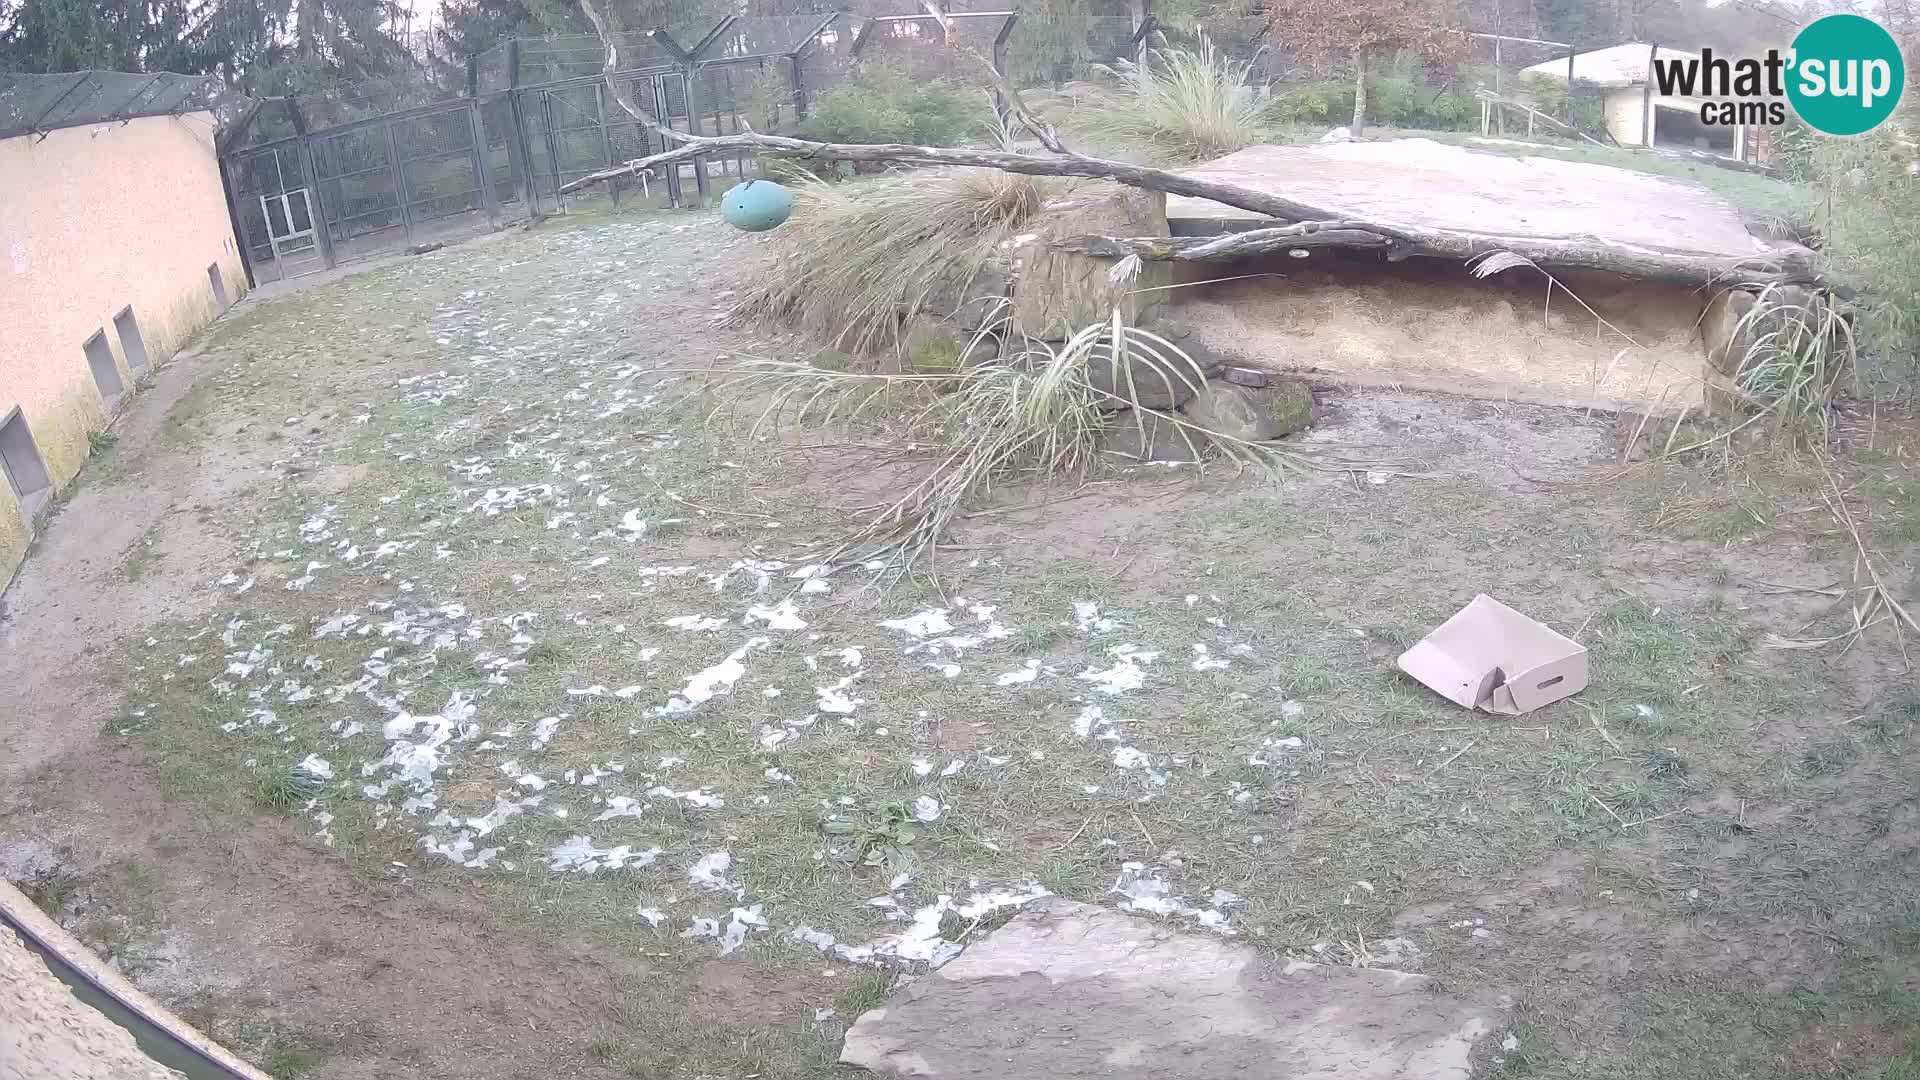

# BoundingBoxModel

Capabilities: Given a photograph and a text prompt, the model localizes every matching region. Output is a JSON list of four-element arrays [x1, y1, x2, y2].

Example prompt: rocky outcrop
[[1008, 185, 1171, 339], [840, 899, 1502, 1079]]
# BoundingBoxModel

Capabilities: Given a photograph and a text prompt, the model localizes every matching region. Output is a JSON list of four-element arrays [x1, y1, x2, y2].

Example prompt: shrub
[[1807, 128, 1920, 393], [1079, 39, 1273, 161], [1272, 79, 1350, 125], [1272, 75, 1476, 131], [1519, 72, 1607, 135], [797, 65, 986, 146]]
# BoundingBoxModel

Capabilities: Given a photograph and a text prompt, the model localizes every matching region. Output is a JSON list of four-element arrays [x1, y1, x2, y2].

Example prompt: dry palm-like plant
[[1723, 283, 1856, 446], [1080, 40, 1273, 162], [1468, 252, 1855, 457], [733, 169, 1053, 355], [711, 308, 1330, 580]]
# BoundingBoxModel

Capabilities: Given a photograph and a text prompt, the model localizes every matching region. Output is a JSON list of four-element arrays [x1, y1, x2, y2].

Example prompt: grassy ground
[[54, 207, 1920, 1079]]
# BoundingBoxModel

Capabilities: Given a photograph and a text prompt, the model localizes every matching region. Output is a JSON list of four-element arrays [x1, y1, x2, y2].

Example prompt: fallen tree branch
[[1055, 226, 1826, 286], [565, 10, 1825, 289], [559, 132, 1379, 228]]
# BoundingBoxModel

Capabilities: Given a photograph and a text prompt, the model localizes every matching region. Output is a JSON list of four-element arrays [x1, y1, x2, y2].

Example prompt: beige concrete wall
[[1604, 88, 1649, 146], [0, 111, 245, 581]]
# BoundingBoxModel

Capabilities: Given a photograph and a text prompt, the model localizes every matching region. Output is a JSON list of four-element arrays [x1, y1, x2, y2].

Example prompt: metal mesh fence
[[1466, 36, 1611, 141], [0, 70, 240, 140], [225, 98, 506, 282], [215, 9, 1633, 286], [473, 31, 681, 91], [853, 14, 1009, 88]]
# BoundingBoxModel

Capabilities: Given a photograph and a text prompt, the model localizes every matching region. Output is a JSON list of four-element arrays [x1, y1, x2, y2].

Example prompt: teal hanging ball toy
[[721, 179, 792, 232]]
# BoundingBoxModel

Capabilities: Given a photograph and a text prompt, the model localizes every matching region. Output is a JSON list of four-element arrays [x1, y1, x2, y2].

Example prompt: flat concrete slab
[[840, 900, 1501, 1079], [1167, 139, 1766, 258]]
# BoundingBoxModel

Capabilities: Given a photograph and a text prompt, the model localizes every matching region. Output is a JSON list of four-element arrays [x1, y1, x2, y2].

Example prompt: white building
[[1522, 43, 1751, 160]]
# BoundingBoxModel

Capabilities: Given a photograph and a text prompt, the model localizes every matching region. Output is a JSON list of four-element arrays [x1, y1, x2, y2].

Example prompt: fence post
[[789, 53, 807, 120], [594, 82, 621, 206], [1128, 13, 1156, 67], [850, 18, 877, 59], [383, 120, 416, 244], [285, 96, 337, 270], [1642, 42, 1658, 147], [656, 77, 683, 208], [215, 153, 258, 289], [682, 66, 710, 202], [786, 12, 841, 123], [466, 98, 502, 228], [656, 25, 723, 204], [539, 89, 566, 212], [505, 39, 543, 218], [1565, 47, 1575, 125]]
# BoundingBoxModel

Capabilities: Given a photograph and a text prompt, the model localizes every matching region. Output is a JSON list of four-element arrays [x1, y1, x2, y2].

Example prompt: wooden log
[[559, 132, 1376, 230], [1053, 225, 1828, 289]]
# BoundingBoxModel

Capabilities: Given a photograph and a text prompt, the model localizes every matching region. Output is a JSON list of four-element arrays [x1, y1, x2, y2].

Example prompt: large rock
[[1700, 288, 1760, 377], [1181, 379, 1314, 441], [840, 900, 1501, 1079], [1009, 184, 1171, 339], [1085, 352, 1205, 411], [1700, 286, 1822, 378], [900, 317, 1000, 376], [923, 258, 1013, 333], [1098, 410, 1205, 463]]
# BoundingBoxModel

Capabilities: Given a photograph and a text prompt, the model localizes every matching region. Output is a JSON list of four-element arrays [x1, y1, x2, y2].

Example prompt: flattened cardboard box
[[1397, 595, 1588, 715]]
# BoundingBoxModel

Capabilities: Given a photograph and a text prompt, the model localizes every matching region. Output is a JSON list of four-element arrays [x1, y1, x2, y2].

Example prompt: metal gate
[[228, 140, 328, 282], [223, 98, 506, 281]]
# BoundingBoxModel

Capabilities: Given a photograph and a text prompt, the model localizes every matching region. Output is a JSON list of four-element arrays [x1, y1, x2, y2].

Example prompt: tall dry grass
[[1723, 284, 1857, 448], [714, 307, 1333, 579], [734, 169, 1054, 355], [1076, 40, 1273, 162]]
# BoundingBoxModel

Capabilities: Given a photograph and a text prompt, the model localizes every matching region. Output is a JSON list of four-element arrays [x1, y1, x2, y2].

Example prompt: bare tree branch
[[561, 12, 1826, 289], [577, 0, 685, 146]]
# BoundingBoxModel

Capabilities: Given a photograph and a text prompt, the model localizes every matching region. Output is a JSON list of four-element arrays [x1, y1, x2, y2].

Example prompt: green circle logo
[[1787, 14, 1905, 135]]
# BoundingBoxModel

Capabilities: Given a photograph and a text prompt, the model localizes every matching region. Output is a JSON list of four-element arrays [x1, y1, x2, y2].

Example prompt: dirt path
[[0, 291, 629, 1080]]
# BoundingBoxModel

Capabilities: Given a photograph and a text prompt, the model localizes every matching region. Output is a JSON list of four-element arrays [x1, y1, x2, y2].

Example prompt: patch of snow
[[993, 659, 1041, 686], [815, 674, 863, 715], [663, 637, 769, 714], [744, 598, 807, 631], [881, 609, 954, 637], [548, 836, 663, 874]]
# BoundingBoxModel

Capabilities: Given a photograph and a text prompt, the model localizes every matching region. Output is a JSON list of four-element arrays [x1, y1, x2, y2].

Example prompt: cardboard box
[[1397, 595, 1588, 715]]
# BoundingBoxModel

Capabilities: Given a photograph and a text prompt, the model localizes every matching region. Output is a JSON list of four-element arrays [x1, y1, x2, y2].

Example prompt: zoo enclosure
[[216, 8, 1167, 284], [215, 8, 1623, 286]]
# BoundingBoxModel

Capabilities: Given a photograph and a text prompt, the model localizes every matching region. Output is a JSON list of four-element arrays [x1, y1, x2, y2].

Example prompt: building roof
[[0, 71, 238, 142], [1520, 43, 1697, 88]]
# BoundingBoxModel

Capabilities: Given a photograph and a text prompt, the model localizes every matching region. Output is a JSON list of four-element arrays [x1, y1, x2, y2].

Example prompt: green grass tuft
[[833, 972, 895, 1018], [253, 765, 327, 810]]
